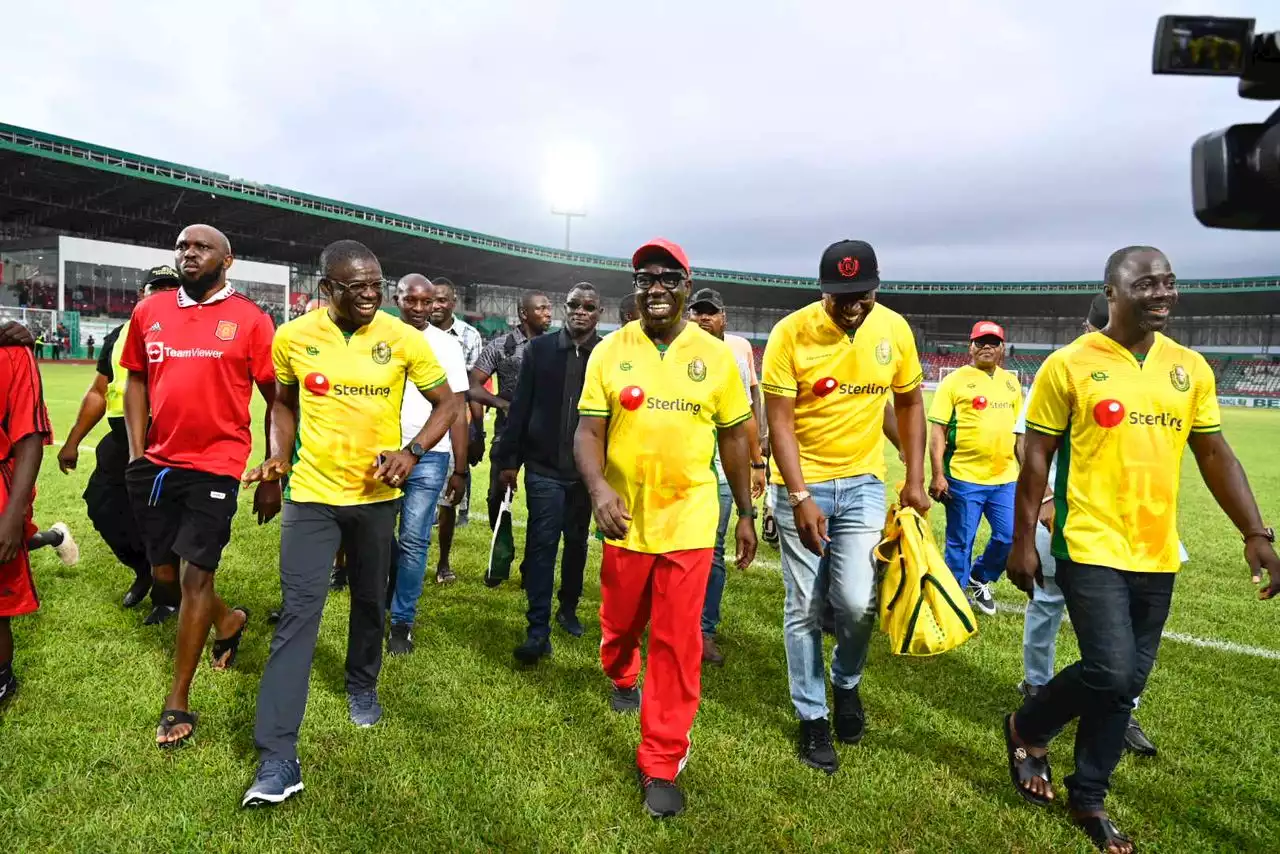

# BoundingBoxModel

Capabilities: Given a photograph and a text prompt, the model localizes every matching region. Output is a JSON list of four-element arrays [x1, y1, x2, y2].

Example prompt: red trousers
[[599, 544, 712, 780]]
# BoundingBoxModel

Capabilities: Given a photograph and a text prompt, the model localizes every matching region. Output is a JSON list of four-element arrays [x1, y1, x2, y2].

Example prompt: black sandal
[[1073, 812, 1135, 853], [1004, 714, 1053, 806], [156, 709, 198, 749], [211, 607, 250, 669]]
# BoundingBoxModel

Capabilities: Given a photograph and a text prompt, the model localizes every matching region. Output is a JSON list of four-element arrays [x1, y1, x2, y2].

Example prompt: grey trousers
[[253, 499, 399, 762]]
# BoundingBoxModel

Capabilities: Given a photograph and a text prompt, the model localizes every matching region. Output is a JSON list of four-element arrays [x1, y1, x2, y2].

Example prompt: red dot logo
[[1093, 399, 1126, 428], [619, 386, 645, 411], [304, 372, 331, 395], [813, 377, 838, 398], [972, 395, 988, 410]]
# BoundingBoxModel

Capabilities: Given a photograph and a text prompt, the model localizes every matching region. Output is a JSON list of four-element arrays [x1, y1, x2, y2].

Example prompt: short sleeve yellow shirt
[[1025, 331, 1221, 573], [273, 309, 447, 506], [928, 364, 1022, 485], [578, 322, 752, 555], [761, 302, 922, 485]]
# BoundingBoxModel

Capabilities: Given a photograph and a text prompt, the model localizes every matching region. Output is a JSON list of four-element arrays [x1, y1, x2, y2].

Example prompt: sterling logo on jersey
[[617, 386, 701, 415], [304, 372, 391, 397], [146, 341, 224, 363], [972, 396, 1014, 411], [1091, 399, 1184, 431], [813, 377, 890, 398]]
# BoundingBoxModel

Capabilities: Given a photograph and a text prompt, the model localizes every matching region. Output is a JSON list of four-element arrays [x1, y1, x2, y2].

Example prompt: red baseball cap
[[970, 320, 1005, 341], [632, 238, 690, 274]]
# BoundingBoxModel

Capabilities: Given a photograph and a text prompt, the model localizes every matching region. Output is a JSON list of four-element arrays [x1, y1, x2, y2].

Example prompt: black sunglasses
[[565, 299, 598, 312]]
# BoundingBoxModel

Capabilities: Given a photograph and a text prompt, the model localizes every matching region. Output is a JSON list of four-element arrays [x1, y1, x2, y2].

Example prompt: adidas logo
[[148, 322, 162, 333]]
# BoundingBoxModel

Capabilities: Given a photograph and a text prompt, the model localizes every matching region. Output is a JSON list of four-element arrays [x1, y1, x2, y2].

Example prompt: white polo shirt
[[401, 323, 469, 453]]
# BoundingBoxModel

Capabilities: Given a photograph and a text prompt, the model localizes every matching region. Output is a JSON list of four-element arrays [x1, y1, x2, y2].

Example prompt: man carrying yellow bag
[[874, 500, 978, 656]]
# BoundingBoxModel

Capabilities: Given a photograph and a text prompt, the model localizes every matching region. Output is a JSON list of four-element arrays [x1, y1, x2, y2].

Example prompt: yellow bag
[[873, 503, 978, 656]]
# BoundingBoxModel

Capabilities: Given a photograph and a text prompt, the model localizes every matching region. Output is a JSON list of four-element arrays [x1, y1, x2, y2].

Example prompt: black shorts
[[125, 458, 240, 571]]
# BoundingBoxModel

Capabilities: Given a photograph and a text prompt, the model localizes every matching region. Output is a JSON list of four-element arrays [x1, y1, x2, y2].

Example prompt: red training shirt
[[120, 284, 275, 479], [0, 346, 53, 465]]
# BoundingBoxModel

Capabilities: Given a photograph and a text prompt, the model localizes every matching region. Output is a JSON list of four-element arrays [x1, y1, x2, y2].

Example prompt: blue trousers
[[700, 481, 735, 635], [942, 478, 1014, 587], [388, 452, 450, 626]]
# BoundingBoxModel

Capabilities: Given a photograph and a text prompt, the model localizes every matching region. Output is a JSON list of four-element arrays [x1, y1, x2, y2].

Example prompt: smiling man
[[121, 225, 279, 749], [1003, 245, 1280, 854], [575, 239, 757, 818], [928, 320, 1022, 615], [762, 239, 930, 775], [496, 282, 602, 662], [241, 240, 458, 808]]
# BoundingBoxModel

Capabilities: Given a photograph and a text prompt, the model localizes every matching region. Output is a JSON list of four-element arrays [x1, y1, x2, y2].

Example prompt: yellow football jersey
[[928, 364, 1022, 485], [762, 302, 923, 485], [578, 322, 752, 554], [1025, 331, 1220, 573], [273, 309, 447, 506]]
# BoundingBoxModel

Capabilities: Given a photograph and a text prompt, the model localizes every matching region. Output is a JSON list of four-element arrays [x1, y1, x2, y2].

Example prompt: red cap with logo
[[970, 320, 1005, 341], [632, 238, 690, 274]]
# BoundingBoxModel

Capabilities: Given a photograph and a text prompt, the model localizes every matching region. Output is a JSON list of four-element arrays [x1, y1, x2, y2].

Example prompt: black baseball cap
[[819, 240, 880, 295], [1087, 293, 1110, 329], [689, 288, 725, 313], [145, 264, 180, 286]]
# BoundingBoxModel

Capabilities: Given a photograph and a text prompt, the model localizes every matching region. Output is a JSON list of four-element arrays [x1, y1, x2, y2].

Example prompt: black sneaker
[[513, 635, 551, 665], [833, 685, 865, 744], [610, 684, 641, 713], [0, 670, 16, 705], [387, 623, 414, 657], [143, 604, 177, 626], [330, 566, 348, 591], [702, 632, 725, 667], [555, 609, 584, 638], [638, 770, 685, 818], [969, 580, 997, 616], [798, 718, 839, 774], [1124, 715, 1158, 757], [241, 758, 304, 808], [122, 575, 152, 609]]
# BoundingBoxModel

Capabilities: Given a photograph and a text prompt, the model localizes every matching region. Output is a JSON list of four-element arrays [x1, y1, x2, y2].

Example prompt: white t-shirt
[[401, 323, 469, 453]]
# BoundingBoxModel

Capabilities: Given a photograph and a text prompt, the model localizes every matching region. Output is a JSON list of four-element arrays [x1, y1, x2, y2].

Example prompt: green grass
[[3, 363, 1279, 853]]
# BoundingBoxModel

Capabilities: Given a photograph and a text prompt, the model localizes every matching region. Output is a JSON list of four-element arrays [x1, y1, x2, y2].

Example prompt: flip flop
[[156, 708, 198, 749], [211, 607, 250, 669], [1004, 714, 1053, 806], [1073, 812, 1136, 853]]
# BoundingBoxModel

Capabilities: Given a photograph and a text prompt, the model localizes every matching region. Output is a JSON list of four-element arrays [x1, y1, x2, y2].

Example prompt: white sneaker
[[969, 580, 997, 616], [50, 522, 78, 566]]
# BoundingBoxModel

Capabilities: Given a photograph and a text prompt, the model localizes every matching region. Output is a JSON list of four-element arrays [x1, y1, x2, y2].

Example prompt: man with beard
[[496, 283, 602, 663], [121, 225, 281, 747], [241, 240, 457, 808], [687, 288, 767, 666], [762, 239, 930, 775], [427, 276, 482, 582], [1003, 246, 1280, 854], [58, 266, 181, 616], [469, 291, 552, 531], [386, 274, 469, 656], [575, 239, 757, 818], [927, 321, 1022, 615]]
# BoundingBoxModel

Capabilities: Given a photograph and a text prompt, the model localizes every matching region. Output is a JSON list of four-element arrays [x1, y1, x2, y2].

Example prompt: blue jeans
[[1014, 560, 1174, 810], [521, 470, 591, 641], [1022, 522, 1065, 687], [942, 479, 1014, 587], [388, 451, 450, 626], [700, 481, 735, 635], [775, 476, 886, 722]]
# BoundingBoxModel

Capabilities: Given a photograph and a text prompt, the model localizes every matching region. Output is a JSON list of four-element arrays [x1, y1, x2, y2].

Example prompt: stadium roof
[[2, 121, 1278, 316]]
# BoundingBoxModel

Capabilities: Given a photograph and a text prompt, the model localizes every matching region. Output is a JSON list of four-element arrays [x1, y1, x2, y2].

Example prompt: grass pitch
[[2, 363, 1278, 853]]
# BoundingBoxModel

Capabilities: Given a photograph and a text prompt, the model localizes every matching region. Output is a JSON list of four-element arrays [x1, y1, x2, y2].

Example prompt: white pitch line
[[997, 601, 1280, 661]]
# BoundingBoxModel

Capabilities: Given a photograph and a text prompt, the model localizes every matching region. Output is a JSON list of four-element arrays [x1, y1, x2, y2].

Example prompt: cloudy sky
[[3, 0, 1278, 280]]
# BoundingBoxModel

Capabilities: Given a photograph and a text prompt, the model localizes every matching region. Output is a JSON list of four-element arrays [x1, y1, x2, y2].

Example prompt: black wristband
[[750, 462, 767, 470], [453, 469, 468, 477], [737, 506, 758, 519]]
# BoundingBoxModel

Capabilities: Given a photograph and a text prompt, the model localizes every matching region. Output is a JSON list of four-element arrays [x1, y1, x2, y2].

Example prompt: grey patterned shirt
[[438, 316, 483, 370]]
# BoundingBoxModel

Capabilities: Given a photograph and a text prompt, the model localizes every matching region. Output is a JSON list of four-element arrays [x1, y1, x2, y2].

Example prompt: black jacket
[[494, 327, 601, 480]]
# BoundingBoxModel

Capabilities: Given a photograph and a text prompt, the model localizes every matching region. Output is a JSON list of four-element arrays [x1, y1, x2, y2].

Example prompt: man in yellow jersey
[[575, 237, 757, 819], [56, 266, 180, 614], [763, 239, 930, 776], [1003, 246, 1280, 854], [241, 240, 458, 808], [927, 320, 1022, 615]]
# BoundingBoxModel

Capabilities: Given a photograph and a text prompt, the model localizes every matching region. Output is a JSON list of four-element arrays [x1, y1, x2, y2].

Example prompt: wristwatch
[[406, 442, 426, 459], [737, 506, 758, 519], [788, 490, 812, 508], [1243, 526, 1275, 544], [750, 461, 768, 471]]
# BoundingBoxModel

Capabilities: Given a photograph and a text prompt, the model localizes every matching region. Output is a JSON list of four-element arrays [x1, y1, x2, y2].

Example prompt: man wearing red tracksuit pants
[[574, 237, 758, 818]]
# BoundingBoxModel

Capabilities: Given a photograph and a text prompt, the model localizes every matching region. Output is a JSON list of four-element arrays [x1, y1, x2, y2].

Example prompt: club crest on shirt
[[875, 338, 892, 366], [688, 357, 707, 382], [1170, 364, 1190, 392], [214, 320, 238, 341], [372, 341, 392, 365]]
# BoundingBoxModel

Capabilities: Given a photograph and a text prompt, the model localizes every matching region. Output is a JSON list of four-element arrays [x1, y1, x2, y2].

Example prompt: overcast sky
[[3, 0, 1279, 281]]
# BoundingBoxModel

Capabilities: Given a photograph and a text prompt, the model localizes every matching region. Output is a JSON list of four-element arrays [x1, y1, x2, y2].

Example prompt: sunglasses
[[565, 299, 598, 312]]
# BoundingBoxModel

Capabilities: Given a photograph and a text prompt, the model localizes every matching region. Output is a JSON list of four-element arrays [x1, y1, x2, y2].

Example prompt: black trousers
[[520, 470, 590, 640], [83, 424, 150, 580], [253, 498, 398, 762]]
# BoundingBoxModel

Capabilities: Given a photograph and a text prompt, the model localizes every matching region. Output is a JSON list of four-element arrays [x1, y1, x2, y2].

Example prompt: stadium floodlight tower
[[545, 141, 596, 250]]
